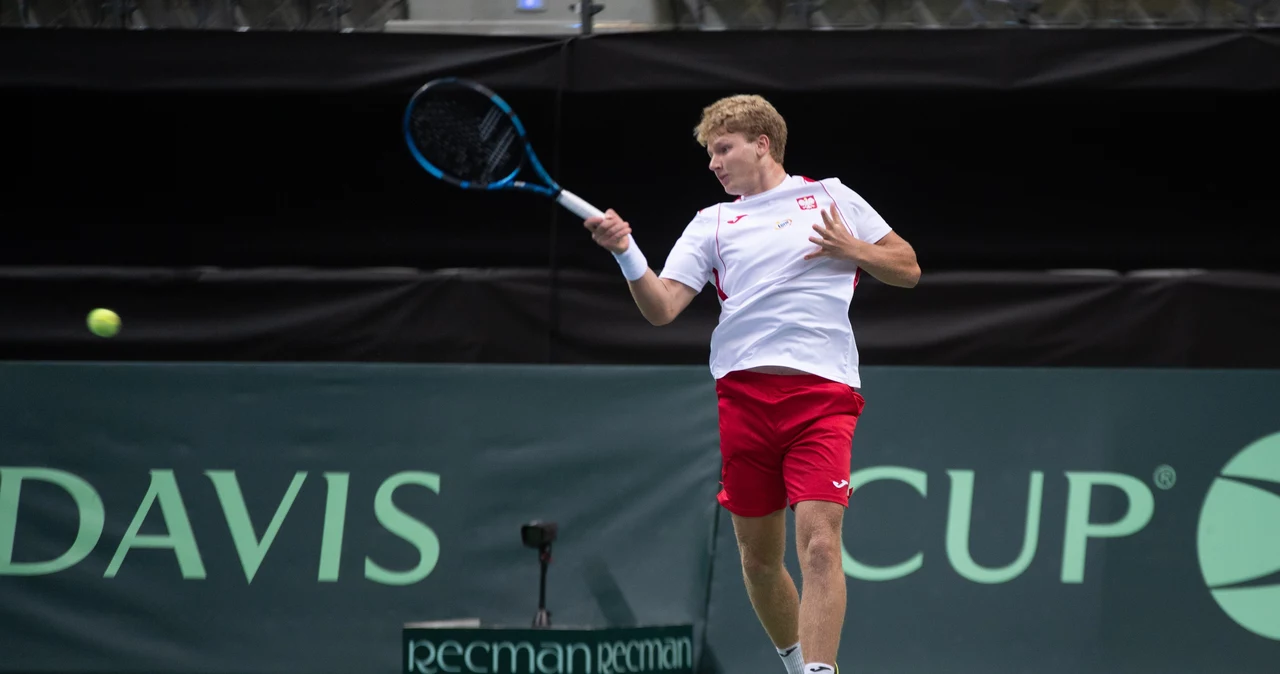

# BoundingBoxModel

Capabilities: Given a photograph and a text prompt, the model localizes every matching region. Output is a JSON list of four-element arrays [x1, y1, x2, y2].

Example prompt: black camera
[[521, 521, 558, 549]]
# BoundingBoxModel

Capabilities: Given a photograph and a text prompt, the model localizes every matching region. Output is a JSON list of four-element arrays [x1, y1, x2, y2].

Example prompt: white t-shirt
[[658, 175, 892, 388]]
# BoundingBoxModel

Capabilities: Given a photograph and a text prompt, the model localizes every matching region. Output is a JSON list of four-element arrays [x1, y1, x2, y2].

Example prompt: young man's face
[[707, 131, 767, 196]]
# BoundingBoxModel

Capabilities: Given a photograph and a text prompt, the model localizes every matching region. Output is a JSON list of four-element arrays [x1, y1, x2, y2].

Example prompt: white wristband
[[612, 239, 649, 282]]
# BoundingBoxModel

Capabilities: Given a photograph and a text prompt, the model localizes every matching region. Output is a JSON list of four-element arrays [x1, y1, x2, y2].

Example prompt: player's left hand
[[805, 204, 859, 261]]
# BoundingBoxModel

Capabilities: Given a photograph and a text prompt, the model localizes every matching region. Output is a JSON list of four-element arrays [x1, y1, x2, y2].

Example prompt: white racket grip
[[557, 189, 605, 221]]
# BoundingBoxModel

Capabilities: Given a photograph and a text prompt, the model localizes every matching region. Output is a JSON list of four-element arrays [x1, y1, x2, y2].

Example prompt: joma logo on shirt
[[797, 196, 818, 210]]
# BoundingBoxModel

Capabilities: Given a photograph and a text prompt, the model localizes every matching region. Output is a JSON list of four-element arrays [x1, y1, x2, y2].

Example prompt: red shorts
[[715, 370, 866, 517]]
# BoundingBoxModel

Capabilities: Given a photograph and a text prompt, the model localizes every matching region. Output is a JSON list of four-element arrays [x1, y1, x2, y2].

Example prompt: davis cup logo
[[1196, 431, 1280, 640]]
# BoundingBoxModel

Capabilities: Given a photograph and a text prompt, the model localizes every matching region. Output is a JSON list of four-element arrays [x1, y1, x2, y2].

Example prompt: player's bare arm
[[585, 209, 699, 326], [804, 205, 921, 288], [628, 275, 699, 326]]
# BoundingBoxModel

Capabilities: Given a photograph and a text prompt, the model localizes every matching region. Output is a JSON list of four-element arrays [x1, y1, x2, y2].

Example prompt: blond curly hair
[[694, 94, 788, 165]]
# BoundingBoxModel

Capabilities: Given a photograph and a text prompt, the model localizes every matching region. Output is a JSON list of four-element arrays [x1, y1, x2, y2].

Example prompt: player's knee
[[798, 534, 841, 575], [740, 550, 785, 583]]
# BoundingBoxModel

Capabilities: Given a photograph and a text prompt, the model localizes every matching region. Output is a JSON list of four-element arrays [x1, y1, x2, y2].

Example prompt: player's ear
[[756, 134, 769, 158]]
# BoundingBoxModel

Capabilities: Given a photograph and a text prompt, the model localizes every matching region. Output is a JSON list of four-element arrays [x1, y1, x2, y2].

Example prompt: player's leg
[[793, 500, 847, 670], [780, 381, 865, 674], [729, 510, 801, 655], [714, 372, 805, 674]]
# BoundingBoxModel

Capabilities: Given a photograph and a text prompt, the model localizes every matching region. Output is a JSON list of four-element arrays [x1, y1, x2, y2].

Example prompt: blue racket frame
[[403, 77, 605, 222], [402, 77, 562, 197]]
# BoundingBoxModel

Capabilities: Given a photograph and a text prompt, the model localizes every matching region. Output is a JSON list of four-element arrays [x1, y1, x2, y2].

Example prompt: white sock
[[804, 663, 836, 674], [776, 643, 803, 674]]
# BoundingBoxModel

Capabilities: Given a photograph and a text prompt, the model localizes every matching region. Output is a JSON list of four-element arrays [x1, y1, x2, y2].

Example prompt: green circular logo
[[1197, 431, 1280, 640]]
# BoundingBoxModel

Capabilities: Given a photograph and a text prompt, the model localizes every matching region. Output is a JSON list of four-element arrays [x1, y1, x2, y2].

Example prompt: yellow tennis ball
[[87, 308, 121, 338]]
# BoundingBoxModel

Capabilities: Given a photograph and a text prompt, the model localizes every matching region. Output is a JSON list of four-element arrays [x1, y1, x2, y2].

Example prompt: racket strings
[[483, 128, 517, 181], [408, 90, 524, 186]]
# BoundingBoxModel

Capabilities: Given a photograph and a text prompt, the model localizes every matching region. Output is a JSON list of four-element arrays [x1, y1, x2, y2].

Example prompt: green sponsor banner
[[1, 363, 1278, 674], [403, 625, 694, 674], [702, 367, 1280, 674], [0, 363, 719, 674]]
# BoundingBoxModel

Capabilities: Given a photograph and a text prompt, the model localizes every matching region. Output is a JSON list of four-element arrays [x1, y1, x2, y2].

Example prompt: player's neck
[[740, 165, 788, 198]]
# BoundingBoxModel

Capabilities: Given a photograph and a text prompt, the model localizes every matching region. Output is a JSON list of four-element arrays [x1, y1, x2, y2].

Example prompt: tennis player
[[584, 94, 918, 674]]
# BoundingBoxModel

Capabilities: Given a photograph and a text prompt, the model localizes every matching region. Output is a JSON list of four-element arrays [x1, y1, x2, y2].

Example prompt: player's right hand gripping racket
[[403, 77, 605, 222]]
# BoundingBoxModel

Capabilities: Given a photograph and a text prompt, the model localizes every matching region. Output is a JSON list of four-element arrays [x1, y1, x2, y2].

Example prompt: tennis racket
[[403, 77, 604, 222]]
